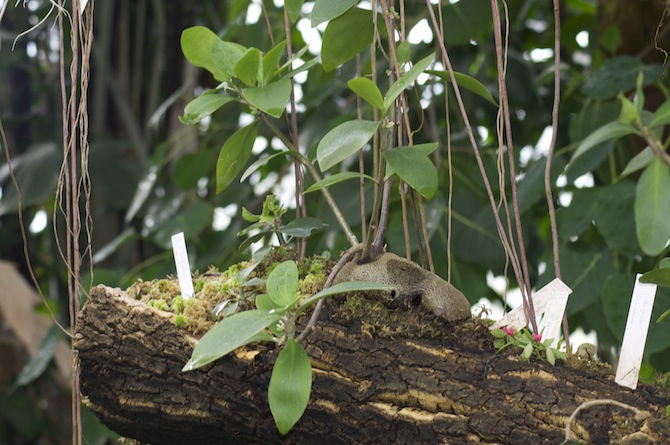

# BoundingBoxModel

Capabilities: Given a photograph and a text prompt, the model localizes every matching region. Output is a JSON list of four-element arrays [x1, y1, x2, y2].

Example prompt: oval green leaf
[[384, 146, 438, 200], [182, 309, 279, 371], [266, 260, 299, 307], [384, 143, 438, 179], [181, 27, 226, 79], [316, 120, 380, 171], [262, 40, 287, 84], [348, 77, 384, 111], [427, 69, 498, 106], [216, 122, 258, 194], [621, 147, 655, 177], [321, 8, 381, 72], [242, 76, 292, 118], [649, 99, 670, 129], [180, 93, 235, 125], [635, 158, 670, 256], [268, 339, 312, 435], [304, 171, 376, 193]]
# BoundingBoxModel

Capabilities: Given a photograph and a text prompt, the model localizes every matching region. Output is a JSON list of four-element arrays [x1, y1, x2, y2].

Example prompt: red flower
[[502, 326, 515, 336], [532, 332, 542, 342]]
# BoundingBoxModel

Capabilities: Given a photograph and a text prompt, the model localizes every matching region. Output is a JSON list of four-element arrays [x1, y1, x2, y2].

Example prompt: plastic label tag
[[171, 232, 194, 300], [615, 274, 657, 389]]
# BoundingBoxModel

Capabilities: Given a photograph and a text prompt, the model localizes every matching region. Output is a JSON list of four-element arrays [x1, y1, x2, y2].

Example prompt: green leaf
[[267, 260, 299, 307], [522, 342, 534, 360], [296, 281, 394, 316], [649, 99, 670, 129], [581, 56, 663, 99], [546, 347, 555, 366], [635, 158, 670, 256], [179, 93, 235, 125], [661, 258, 670, 268], [182, 310, 279, 371], [210, 39, 247, 81], [216, 122, 258, 194], [281, 217, 328, 238], [569, 121, 639, 168], [618, 93, 639, 124], [396, 40, 411, 65], [311, 0, 357, 27], [657, 308, 670, 324], [640, 268, 670, 287], [11, 324, 63, 390], [304, 172, 376, 193], [384, 53, 434, 111], [384, 146, 438, 200], [384, 143, 438, 178], [268, 339, 312, 435], [242, 77, 292, 118], [426, 70, 497, 106], [621, 147, 655, 177], [181, 27, 226, 79], [348, 77, 384, 111], [235, 48, 262, 86], [241, 150, 301, 182], [285, 0, 305, 23], [321, 7, 382, 72], [316, 120, 380, 171], [242, 207, 260, 222], [262, 41, 287, 85], [491, 329, 510, 338]]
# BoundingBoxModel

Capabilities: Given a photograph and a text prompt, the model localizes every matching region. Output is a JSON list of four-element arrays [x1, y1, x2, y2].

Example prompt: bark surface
[[75, 285, 670, 445]]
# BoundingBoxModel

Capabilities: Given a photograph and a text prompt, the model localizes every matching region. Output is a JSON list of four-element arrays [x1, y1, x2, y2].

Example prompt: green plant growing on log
[[491, 327, 567, 366], [182, 259, 392, 434]]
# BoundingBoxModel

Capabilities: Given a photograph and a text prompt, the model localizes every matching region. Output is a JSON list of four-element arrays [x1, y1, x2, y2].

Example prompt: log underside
[[75, 285, 670, 445]]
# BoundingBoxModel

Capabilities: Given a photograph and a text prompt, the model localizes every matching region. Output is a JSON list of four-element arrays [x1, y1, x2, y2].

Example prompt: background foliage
[[1, 0, 669, 443]]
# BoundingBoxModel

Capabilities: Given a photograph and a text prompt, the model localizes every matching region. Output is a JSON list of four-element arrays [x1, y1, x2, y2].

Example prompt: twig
[[296, 244, 364, 342]]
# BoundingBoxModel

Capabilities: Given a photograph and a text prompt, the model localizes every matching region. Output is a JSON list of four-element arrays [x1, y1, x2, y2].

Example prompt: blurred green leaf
[[640, 268, 670, 287], [311, 0, 357, 27], [11, 324, 64, 390], [241, 150, 300, 182], [183, 310, 279, 371], [442, 0, 492, 45], [621, 147, 655, 177], [285, 0, 305, 23], [396, 40, 411, 65], [322, 7, 380, 72], [242, 77, 292, 117], [180, 93, 235, 125], [384, 146, 438, 200], [316, 120, 380, 171], [569, 121, 639, 168], [235, 47, 262, 86], [217, 122, 258, 194], [268, 339, 312, 435], [649, 99, 670, 129], [635, 158, 670, 256], [581, 56, 663, 99], [427, 70, 498, 106], [305, 171, 376, 193], [262, 40, 287, 84], [281, 217, 328, 237]]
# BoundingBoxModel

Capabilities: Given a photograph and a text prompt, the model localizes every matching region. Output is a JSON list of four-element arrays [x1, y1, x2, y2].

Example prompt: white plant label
[[80, 0, 89, 14], [171, 232, 194, 301], [615, 274, 657, 390], [491, 278, 572, 347]]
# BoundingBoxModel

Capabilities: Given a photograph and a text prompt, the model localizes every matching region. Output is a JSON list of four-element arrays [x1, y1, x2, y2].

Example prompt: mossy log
[[75, 284, 670, 445]]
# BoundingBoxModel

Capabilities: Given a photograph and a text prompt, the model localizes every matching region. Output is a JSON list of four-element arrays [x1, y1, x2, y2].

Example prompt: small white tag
[[80, 0, 89, 15], [491, 278, 572, 346], [615, 274, 657, 389], [171, 232, 194, 301]]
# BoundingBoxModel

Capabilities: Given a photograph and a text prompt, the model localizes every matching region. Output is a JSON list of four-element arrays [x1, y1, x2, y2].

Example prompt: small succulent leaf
[[180, 93, 235, 125], [348, 77, 384, 111], [242, 77, 292, 118]]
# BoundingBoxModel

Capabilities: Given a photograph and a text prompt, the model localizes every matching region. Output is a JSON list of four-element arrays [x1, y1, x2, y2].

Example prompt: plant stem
[[260, 115, 358, 247]]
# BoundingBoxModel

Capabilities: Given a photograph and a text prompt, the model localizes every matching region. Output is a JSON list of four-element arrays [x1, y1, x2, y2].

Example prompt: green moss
[[172, 296, 185, 314], [174, 314, 187, 328], [147, 299, 170, 311]]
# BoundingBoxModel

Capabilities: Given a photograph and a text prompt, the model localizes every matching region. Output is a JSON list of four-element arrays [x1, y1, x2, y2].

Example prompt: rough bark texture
[[75, 285, 670, 445]]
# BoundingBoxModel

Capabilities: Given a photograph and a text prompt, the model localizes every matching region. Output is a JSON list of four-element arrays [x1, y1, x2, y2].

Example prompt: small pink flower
[[532, 333, 542, 342], [502, 326, 515, 336]]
